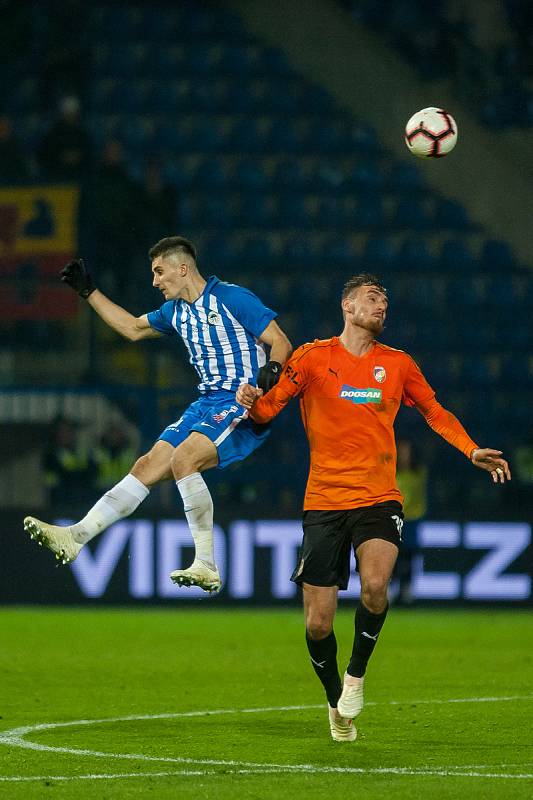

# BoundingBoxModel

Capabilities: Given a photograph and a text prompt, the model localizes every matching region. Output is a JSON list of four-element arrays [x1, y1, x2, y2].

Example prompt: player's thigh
[[130, 439, 175, 486], [356, 538, 399, 590], [303, 583, 339, 635], [292, 510, 352, 590], [170, 431, 218, 477]]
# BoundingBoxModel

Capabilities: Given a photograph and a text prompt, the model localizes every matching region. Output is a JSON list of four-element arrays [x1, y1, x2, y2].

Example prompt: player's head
[[341, 273, 388, 334], [149, 236, 198, 300]]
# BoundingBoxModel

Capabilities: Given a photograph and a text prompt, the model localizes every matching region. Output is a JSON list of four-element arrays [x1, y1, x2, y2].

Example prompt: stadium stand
[[0, 0, 531, 517]]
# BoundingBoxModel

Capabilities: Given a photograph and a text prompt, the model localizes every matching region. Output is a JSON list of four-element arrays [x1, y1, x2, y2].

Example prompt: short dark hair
[[341, 273, 387, 301], [148, 236, 197, 262]]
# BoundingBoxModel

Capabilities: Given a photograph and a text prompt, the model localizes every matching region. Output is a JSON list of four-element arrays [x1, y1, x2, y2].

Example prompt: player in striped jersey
[[237, 273, 510, 741], [24, 236, 292, 592]]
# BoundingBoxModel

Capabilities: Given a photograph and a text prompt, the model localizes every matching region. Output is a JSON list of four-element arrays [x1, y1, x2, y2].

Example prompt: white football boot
[[337, 674, 365, 720], [23, 517, 82, 565], [170, 560, 221, 594], [328, 705, 357, 742]]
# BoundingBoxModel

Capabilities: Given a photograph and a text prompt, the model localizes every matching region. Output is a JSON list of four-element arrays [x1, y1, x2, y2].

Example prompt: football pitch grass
[[0, 608, 532, 799]]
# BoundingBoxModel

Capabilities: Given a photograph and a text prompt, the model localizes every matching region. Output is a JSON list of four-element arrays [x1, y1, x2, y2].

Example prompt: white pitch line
[[1, 766, 533, 783], [1, 695, 532, 783]]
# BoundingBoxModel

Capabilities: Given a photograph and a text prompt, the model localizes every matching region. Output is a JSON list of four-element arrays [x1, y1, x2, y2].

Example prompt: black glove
[[257, 360, 282, 392], [60, 258, 95, 299]]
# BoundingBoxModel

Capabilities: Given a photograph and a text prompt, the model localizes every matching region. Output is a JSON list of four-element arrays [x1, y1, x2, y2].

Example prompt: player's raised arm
[[60, 258, 160, 342]]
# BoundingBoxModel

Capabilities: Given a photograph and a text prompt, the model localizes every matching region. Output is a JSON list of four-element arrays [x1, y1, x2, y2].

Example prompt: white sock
[[70, 474, 150, 544], [177, 472, 215, 568]]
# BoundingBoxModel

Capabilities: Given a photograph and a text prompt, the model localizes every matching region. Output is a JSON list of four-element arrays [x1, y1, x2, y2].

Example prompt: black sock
[[305, 630, 343, 708], [347, 601, 388, 678]]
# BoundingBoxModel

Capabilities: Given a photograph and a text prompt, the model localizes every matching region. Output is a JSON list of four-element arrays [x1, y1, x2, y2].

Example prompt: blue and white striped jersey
[[147, 276, 277, 394]]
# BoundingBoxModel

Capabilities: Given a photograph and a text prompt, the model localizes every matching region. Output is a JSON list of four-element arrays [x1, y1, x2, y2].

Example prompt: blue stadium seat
[[434, 197, 470, 230], [353, 195, 385, 229], [348, 160, 384, 190], [392, 196, 429, 230], [268, 119, 302, 153], [317, 197, 349, 227], [258, 47, 293, 76], [398, 238, 435, 270], [190, 118, 228, 153], [239, 235, 276, 265], [194, 158, 227, 188], [439, 238, 475, 272], [231, 159, 269, 191], [237, 194, 273, 227], [276, 194, 312, 228], [145, 46, 184, 76], [388, 161, 424, 190], [348, 121, 381, 153], [196, 196, 235, 228], [204, 234, 240, 270], [362, 236, 397, 269], [218, 46, 257, 75], [281, 235, 319, 266], [320, 236, 356, 266], [446, 276, 487, 307], [273, 158, 310, 189], [480, 239, 515, 271], [232, 117, 271, 153]]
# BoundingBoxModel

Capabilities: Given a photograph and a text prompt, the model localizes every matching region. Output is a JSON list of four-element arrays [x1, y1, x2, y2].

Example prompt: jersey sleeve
[[146, 301, 176, 335], [401, 355, 436, 408], [214, 283, 276, 338], [250, 342, 319, 423], [403, 356, 478, 458]]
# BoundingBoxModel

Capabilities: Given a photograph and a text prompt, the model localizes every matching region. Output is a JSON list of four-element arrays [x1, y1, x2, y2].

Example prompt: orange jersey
[[250, 337, 478, 510]]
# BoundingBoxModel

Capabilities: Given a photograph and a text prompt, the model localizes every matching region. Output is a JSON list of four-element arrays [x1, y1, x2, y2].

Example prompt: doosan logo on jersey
[[339, 385, 382, 404]]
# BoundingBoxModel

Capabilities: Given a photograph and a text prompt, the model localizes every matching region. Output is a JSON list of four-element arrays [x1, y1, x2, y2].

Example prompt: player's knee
[[306, 612, 333, 641], [361, 575, 389, 612], [170, 444, 197, 479], [130, 451, 167, 487]]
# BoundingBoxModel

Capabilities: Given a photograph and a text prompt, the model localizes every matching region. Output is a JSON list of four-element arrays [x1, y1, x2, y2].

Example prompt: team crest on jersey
[[207, 310, 221, 325], [373, 366, 386, 383]]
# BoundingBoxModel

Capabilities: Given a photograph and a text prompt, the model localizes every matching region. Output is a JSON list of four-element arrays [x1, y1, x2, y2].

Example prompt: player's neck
[[338, 327, 375, 357], [179, 274, 207, 304]]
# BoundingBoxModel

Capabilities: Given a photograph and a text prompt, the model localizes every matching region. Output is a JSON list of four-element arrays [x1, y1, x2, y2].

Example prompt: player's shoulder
[[292, 338, 335, 363], [375, 341, 411, 359]]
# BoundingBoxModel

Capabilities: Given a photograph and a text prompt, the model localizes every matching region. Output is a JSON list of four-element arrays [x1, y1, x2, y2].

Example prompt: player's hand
[[237, 383, 263, 409], [257, 360, 282, 392], [60, 258, 95, 299], [471, 448, 511, 483]]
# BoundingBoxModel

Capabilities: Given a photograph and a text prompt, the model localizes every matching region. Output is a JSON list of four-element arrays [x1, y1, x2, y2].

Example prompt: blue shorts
[[158, 392, 270, 470]]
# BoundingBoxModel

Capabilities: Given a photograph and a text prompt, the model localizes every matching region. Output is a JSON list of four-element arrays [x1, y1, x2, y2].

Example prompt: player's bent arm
[[87, 290, 161, 341], [258, 320, 292, 366]]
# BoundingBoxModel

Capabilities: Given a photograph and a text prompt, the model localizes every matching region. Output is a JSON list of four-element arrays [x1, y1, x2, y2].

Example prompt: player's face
[[346, 285, 388, 334], [151, 256, 187, 300]]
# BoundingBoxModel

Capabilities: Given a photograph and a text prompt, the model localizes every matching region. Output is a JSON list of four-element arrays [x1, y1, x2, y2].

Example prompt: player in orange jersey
[[237, 273, 510, 743]]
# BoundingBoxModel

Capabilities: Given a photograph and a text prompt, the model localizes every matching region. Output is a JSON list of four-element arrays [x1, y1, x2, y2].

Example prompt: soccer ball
[[404, 107, 458, 158]]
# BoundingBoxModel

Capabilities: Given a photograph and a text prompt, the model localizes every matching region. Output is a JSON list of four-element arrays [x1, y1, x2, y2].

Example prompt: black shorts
[[291, 501, 404, 590]]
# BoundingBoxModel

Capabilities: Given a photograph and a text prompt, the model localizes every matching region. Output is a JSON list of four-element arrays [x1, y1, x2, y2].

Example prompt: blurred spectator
[[394, 438, 428, 604], [93, 423, 138, 492], [136, 158, 178, 250], [43, 415, 96, 508], [0, 114, 31, 183], [37, 95, 91, 181], [38, 1, 89, 109], [89, 138, 139, 297]]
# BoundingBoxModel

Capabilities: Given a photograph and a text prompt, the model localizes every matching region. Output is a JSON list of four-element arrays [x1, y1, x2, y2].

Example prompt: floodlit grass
[[0, 607, 532, 799]]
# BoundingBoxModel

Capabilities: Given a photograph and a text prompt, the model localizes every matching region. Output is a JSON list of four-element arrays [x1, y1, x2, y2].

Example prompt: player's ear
[[341, 296, 354, 317]]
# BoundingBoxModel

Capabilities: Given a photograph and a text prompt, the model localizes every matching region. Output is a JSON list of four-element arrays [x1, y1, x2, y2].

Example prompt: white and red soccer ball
[[405, 107, 458, 158]]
